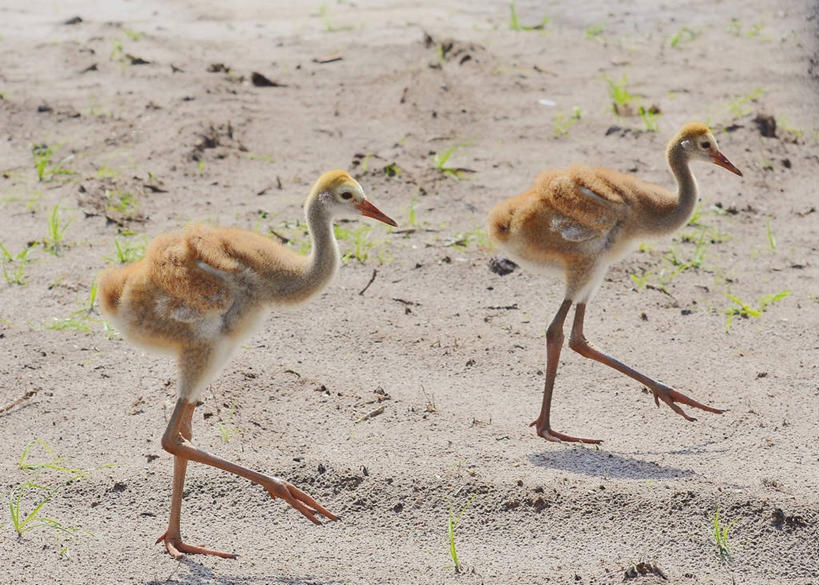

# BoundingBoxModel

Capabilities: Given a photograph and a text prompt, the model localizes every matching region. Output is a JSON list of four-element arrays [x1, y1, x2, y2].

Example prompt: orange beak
[[356, 199, 397, 227], [711, 151, 743, 176]]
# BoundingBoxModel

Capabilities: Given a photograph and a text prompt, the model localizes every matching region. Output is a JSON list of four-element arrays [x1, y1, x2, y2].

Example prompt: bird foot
[[156, 531, 237, 560], [262, 477, 338, 524], [648, 382, 724, 421], [529, 420, 602, 444]]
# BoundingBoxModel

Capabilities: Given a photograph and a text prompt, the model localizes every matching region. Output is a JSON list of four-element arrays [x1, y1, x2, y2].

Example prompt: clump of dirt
[[623, 561, 668, 581], [190, 121, 247, 162]]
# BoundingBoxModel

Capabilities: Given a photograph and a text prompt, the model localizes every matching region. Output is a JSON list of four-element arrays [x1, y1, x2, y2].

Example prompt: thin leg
[[157, 401, 236, 559], [530, 299, 601, 444], [568, 303, 724, 420], [158, 397, 337, 559]]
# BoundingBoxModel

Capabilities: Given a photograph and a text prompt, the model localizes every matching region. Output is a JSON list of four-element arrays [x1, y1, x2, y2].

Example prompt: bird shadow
[[620, 439, 731, 458], [147, 558, 345, 585], [529, 446, 694, 480]]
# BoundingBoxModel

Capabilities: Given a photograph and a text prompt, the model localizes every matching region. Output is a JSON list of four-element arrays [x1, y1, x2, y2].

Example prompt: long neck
[[273, 197, 339, 304], [650, 141, 698, 235]]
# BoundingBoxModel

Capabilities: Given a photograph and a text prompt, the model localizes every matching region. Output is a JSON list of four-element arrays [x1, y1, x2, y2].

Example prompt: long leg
[[157, 345, 337, 559], [157, 401, 236, 559], [530, 299, 601, 444], [568, 303, 724, 420]]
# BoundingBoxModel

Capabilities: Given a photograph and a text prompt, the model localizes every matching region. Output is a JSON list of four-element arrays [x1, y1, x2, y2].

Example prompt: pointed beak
[[711, 150, 743, 176], [356, 199, 398, 227]]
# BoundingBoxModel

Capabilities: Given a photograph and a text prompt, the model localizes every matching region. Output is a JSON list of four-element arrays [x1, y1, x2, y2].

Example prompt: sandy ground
[[1, 1, 818, 584]]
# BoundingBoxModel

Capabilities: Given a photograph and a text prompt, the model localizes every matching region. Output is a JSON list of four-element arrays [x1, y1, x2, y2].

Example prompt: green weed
[[18, 439, 92, 480], [687, 202, 704, 226], [746, 23, 764, 37], [384, 162, 402, 177], [724, 289, 790, 331], [638, 105, 660, 132], [727, 88, 766, 119], [273, 220, 311, 255], [765, 216, 776, 250], [776, 116, 803, 138], [42, 204, 72, 256], [9, 439, 105, 550], [105, 189, 139, 218], [635, 228, 712, 292], [665, 227, 709, 270], [687, 229, 708, 269], [46, 318, 93, 333], [669, 26, 699, 47], [448, 226, 490, 250], [0, 242, 35, 285], [335, 224, 392, 264], [713, 506, 738, 560], [8, 482, 76, 538], [605, 75, 635, 115], [553, 107, 582, 137], [433, 145, 469, 180], [218, 405, 241, 444], [48, 277, 112, 334], [407, 194, 418, 227], [247, 152, 275, 163], [630, 270, 651, 290], [80, 279, 99, 316], [110, 40, 126, 64], [122, 28, 144, 41], [95, 165, 119, 179], [447, 494, 477, 573], [728, 19, 764, 38], [106, 235, 146, 264], [758, 290, 791, 312], [32, 144, 74, 182], [508, 1, 549, 31], [585, 24, 604, 41]]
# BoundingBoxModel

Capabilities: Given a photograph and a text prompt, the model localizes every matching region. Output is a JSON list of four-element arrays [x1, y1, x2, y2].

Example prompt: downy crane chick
[[100, 170, 396, 558], [488, 123, 742, 444]]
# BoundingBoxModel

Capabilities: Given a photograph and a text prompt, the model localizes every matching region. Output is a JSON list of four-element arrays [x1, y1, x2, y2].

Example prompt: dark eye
[[700, 141, 711, 149], [340, 191, 353, 200]]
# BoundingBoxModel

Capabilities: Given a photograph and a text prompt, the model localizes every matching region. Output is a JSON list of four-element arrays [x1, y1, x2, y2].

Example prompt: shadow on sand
[[529, 446, 694, 480], [146, 558, 345, 585]]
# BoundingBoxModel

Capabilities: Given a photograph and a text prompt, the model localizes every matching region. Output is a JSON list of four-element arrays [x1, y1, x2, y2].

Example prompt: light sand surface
[[1, 2, 817, 583]]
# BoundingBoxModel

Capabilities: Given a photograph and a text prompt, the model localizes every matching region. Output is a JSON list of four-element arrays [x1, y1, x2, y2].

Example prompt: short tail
[[487, 200, 513, 244], [97, 266, 128, 317]]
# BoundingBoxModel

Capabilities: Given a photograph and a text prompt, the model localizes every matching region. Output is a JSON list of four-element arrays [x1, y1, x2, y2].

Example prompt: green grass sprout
[[106, 235, 146, 264], [553, 107, 582, 137], [713, 506, 738, 560], [605, 75, 635, 115], [639, 105, 661, 132], [218, 405, 241, 444], [447, 494, 477, 573], [42, 204, 72, 256], [585, 24, 604, 41], [31, 144, 75, 182], [724, 290, 790, 331], [433, 145, 468, 180], [670, 26, 699, 47], [509, 1, 549, 31], [0, 242, 35, 285], [766, 216, 776, 250], [8, 482, 76, 537]]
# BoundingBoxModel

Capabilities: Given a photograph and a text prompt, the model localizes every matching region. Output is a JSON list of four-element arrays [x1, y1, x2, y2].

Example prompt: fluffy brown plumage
[[489, 123, 742, 444], [100, 169, 396, 558]]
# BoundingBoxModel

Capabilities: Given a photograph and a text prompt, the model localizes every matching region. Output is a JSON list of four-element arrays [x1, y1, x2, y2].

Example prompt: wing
[[535, 167, 624, 241], [145, 231, 234, 315]]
